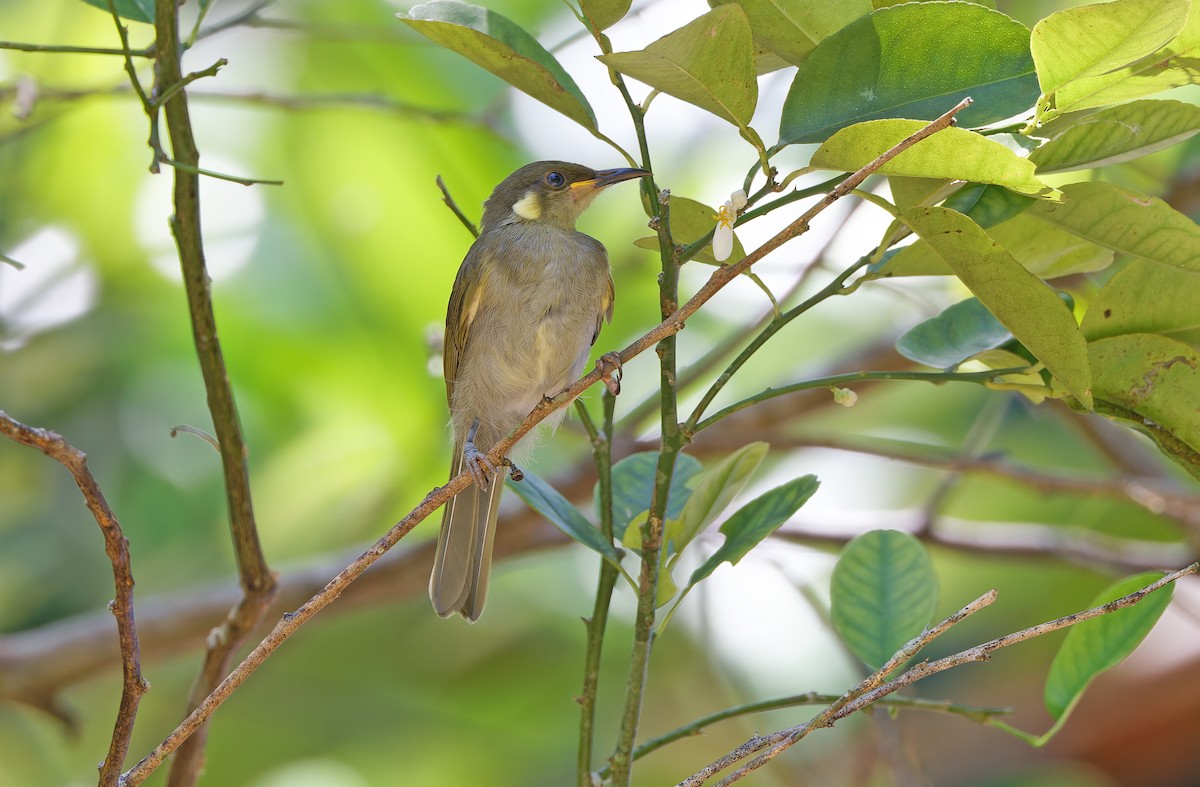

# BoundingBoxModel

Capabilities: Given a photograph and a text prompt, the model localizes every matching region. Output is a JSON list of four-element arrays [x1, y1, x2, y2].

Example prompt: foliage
[[2, 0, 1200, 785]]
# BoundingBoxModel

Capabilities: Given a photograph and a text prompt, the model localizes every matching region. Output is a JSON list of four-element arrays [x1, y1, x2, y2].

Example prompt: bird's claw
[[463, 439, 497, 490], [597, 352, 623, 396]]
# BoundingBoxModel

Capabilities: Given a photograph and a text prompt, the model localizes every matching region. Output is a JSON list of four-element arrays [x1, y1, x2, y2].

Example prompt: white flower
[[831, 386, 858, 407], [711, 190, 746, 262]]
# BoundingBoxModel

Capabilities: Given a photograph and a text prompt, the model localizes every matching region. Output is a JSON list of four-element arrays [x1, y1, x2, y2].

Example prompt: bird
[[430, 160, 651, 621]]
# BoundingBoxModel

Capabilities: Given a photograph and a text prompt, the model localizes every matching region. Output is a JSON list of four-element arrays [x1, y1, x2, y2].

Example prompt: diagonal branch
[[0, 411, 146, 787]]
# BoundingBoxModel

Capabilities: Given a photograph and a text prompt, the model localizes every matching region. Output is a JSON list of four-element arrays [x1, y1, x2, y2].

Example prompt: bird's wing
[[593, 270, 614, 346], [444, 244, 489, 405]]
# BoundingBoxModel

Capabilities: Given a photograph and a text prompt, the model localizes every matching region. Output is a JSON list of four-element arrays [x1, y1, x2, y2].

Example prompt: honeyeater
[[430, 161, 650, 621]]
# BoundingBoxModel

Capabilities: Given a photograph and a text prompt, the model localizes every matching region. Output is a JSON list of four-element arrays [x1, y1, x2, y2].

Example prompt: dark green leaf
[[942, 184, 1035, 228], [1030, 99, 1200, 174], [81, 0, 152, 21], [713, 0, 871, 65], [1044, 572, 1174, 722], [400, 0, 597, 130], [686, 475, 819, 588], [603, 452, 703, 542], [779, 2, 1038, 144], [896, 298, 1015, 369], [508, 471, 621, 564], [811, 121, 1060, 200], [830, 530, 938, 670], [900, 207, 1092, 406], [599, 5, 757, 130]]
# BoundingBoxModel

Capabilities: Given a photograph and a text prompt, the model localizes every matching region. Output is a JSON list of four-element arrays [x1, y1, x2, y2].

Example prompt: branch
[[0, 40, 152, 56], [435, 174, 479, 238], [0, 412, 146, 787], [621, 692, 1011, 772], [145, 3, 277, 784], [681, 564, 1199, 786]]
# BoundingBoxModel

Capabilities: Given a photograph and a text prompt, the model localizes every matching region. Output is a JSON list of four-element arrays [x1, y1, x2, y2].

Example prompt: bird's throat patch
[[512, 190, 542, 221]]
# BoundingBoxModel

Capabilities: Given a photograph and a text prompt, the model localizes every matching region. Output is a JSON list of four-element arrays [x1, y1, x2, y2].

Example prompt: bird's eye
[[544, 171, 566, 189]]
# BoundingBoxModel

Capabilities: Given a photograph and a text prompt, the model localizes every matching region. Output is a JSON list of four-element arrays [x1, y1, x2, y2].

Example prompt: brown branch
[[113, 96, 974, 786], [682, 563, 1199, 786], [144, 2, 277, 784], [0, 412, 146, 787]]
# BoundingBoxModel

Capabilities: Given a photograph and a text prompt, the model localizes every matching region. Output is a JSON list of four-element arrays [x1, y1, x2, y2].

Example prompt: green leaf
[[604, 452, 703, 542], [507, 471, 621, 565], [811, 121, 1060, 200], [1038, 0, 1200, 113], [985, 213, 1115, 279], [900, 207, 1093, 406], [671, 441, 768, 553], [1044, 572, 1174, 729], [1027, 181, 1200, 272], [942, 183, 1036, 228], [1030, 99, 1200, 174], [896, 298, 1017, 369], [598, 5, 757, 131], [1089, 333, 1200, 457], [633, 195, 746, 265], [712, 0, 872, 66], [1082, 260, 1200, 341], [580, 0, 630, 31], [80, 0, 154, 22], [1031, 0, 1189, 97], [400, 0, 597, 130], [686, 475, 819, 588], [830, 530, 938, 670], [779, 2, 1039, 145]]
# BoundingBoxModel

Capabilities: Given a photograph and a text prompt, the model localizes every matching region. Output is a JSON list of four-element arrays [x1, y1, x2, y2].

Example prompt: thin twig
[[0, 40, 153, 57], [620, 693, 1011, 771], [0, 412, 146, 787], [435, 175, 479, 238]]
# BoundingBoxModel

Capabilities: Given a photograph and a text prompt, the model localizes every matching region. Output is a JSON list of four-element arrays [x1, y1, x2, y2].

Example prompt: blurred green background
[[2, 0, 1199, 785]]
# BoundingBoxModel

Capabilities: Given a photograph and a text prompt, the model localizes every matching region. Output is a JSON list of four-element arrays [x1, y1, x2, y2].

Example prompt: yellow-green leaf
[[1027, 181, 1200, 272], [598, 5, 758, 130], [811, 121, 1060, 200]]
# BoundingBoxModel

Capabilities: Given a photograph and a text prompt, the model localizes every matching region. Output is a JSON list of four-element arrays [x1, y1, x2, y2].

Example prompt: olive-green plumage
[[431, 161, 650, 621]]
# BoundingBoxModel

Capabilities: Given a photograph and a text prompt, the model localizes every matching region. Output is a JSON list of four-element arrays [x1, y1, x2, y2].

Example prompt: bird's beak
[[570, 167, 652, 194]]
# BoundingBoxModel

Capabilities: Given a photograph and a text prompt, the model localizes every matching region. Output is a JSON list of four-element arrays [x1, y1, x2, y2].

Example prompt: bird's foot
[[596, 352, 623, 396], [463, 439, 496, 490]]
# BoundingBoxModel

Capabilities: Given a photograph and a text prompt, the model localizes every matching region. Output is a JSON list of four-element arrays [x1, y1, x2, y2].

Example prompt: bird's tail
[[429, 442, 506, 621]]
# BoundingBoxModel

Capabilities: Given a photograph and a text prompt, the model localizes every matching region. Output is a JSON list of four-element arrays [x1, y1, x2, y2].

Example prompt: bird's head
[[480, 161, 651, 232]]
